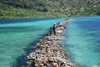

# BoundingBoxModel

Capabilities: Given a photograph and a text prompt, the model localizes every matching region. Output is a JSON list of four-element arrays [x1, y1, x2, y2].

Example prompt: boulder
[[48, 57, 54, 62]]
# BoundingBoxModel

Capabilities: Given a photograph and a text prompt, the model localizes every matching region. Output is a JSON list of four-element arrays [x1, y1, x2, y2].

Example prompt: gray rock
[[26, 19, 73, 67]]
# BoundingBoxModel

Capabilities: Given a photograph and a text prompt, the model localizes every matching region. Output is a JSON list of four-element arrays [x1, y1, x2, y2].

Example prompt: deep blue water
[[63, 16, 100, 67], [0, 18, 66, 67]]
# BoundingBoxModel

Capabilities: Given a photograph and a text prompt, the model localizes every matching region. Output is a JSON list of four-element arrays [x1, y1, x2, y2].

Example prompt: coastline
[[27, 18, 73, 67]]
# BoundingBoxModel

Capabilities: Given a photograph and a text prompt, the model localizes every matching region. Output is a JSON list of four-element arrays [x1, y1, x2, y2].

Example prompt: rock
[[34, 63, 39, 67], [48, 57, 54, 62], [26, 18, 73, 67], [27, 55, 32, 60], [43, 63, 50, 67], [56, 65, 59, 67], [26, 61, 32, 64]]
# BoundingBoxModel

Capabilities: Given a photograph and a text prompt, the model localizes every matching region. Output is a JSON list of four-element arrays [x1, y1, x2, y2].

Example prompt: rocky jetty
[[27, 18, 73, 67]]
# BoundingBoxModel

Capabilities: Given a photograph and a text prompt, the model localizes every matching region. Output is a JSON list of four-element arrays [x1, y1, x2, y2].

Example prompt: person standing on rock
[[53, 23, 57, 35], [49, 27, 52, 36]]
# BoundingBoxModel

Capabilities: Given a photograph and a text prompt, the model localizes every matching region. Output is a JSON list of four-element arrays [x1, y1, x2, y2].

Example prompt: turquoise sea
[[0, 17, 100, 67], [0, 18, 66, 67], [63, 16, 100, 67]]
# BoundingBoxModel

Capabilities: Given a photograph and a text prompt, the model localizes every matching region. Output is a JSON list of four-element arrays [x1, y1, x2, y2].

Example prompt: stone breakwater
[[27, 18, 73, 67]]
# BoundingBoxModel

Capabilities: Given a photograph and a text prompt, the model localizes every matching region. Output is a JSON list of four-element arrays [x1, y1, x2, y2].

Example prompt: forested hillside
[[0, 0, 100, 19]]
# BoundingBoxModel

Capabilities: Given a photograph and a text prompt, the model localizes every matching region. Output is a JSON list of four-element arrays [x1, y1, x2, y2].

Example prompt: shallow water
[[63, 16, 100, 67], [0, 18, 66, 67]]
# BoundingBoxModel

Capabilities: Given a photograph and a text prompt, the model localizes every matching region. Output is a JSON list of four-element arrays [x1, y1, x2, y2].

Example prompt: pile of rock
[[27, 18, 73, 67]]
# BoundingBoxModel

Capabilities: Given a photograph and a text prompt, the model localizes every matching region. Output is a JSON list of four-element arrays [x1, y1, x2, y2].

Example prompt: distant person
[[49, 27, 52, 36], [53, 23, 57, 35]]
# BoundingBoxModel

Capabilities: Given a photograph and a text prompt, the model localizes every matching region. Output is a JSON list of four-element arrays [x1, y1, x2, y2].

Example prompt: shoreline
[[0, 16, 99, 19], [27, 18, 73, 67]]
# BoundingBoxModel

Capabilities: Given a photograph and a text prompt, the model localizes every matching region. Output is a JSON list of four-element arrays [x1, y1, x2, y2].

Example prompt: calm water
[[0, 18, 66, 67], [63, 16, 100, 67]]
